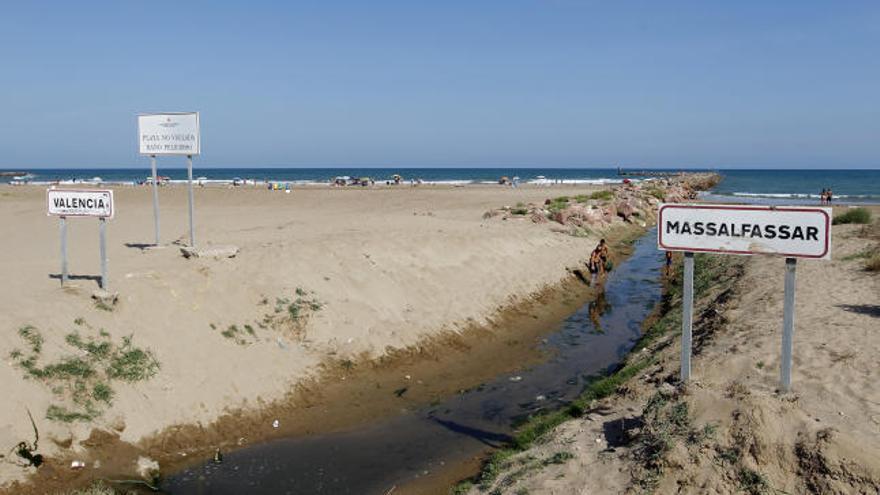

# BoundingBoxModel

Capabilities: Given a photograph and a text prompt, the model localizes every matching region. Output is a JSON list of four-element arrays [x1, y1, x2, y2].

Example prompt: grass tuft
[[833, 207, 871, 225], [10, 327, 159, 423]]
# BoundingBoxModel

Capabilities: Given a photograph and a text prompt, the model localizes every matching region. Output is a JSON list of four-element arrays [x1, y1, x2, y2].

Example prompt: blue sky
[[2, 1, 878, 169]]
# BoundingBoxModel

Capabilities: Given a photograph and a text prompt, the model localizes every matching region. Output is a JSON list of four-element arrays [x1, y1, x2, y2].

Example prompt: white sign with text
[[47, 189, 114, 219], [658, 203, 831, 260], [138, 112, 200, 156]]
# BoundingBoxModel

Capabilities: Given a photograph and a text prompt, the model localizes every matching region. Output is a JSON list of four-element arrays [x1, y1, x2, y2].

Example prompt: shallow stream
[[163, 228, 663, 494]]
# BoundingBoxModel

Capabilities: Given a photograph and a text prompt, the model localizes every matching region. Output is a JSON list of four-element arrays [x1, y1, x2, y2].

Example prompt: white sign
[[658, 203, 831, 260], [47, 189, 114, 219], [138, 112, 200, 156]]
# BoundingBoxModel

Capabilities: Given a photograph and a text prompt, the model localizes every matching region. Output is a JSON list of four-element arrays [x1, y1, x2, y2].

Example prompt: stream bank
[[162, 228, 665, 494]]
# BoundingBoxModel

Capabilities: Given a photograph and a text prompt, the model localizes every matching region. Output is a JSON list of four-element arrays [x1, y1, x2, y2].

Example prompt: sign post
[[137, 112, 200, 247], [681, 252, 694, 382], [60, 217, 68, 285], [150, 154, 160, 245], [658, 204, 831, 389], [187, 154, 195, 247], [780, 257, 797, 392], [47, 189, 115, 288]]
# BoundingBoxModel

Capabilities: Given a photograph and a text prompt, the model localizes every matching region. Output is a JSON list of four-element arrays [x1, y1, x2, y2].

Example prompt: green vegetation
[[738, 467, 771, 495], [832, 207, 872, 225], [9, 321, 159, 423], [215, 288, 324, 345], [645, 185, 666, 201], [632, 392, 718, 490], [589, 190, 614, 201], [458, 251, 744, 493], [545, 196, 571, 214], [511, 202, 529, 215]]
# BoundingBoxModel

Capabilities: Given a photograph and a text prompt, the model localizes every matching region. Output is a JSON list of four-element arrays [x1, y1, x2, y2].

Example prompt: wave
[[714, 191, 880, 200]]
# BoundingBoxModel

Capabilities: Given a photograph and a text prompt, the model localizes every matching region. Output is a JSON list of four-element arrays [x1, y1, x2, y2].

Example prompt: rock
[[553, 210, 572, 225], [616, 200, 635, 221], [91, 289, 118, 307], [136, 456, 160, 481], [180, 245, 240, 259], [109, 416, 126, 433], [659, 382, 678, 396], [530, 212, 548, 224]]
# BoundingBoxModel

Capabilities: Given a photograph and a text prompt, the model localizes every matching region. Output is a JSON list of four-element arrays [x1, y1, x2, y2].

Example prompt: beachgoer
[[820, 188, 827, 205], [827, 189, 833, 204], [596, 239, 609, 265], [588, 248, 603, 283]]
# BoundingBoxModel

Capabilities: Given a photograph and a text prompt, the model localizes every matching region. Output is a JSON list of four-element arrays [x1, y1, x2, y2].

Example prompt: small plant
[[832, 207, 871, 225], [589, 190, 614, 201], [544, 451, 574, 465], [106, 336, 161, 381], [218, 289, 325, 344], [866, 251, 880, 272], [738, 467, 770, 494], [74, 317, 86, 326], [10, 327, 159, 423]]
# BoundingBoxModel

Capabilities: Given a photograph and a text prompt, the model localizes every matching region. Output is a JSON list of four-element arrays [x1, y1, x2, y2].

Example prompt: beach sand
[[470, 206, 880, 494], [0, 183, 632, 490]]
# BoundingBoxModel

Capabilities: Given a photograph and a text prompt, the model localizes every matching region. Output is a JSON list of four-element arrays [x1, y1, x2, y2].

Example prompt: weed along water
[[162, 229, 665, 494]]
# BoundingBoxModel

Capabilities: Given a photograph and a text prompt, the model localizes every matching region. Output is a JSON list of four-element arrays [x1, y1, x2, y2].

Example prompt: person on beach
[[820, 188, 827, 205], [596, 239, 609, 267], [588, 248, 603, 284], [827, 188, 833, 204]]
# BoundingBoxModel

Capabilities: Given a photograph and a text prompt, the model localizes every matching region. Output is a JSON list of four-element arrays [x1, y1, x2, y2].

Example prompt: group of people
[[820, 188, 834, 205]]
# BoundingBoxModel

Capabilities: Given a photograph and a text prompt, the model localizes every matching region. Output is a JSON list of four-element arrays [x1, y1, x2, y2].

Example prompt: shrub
[[866, 252, 880, 272], [833, 208, 871, 225], [589, 190, 614, 201]]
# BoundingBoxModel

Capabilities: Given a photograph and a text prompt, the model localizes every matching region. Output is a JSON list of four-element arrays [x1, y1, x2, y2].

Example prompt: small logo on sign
[[159, 117, 179, 128]]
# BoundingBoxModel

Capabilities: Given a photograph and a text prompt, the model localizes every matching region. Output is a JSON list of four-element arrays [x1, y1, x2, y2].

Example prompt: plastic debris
[[272, 419, 280, 428], [70, 460, 86, 470], [509, 376, 523, 382]]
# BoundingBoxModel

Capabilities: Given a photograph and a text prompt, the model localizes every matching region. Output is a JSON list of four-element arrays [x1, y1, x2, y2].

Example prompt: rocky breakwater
[[485, 173, 720, 234]]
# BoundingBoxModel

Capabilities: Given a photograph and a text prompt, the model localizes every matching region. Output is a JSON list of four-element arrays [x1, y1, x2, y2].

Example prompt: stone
[[136, 456, 160, 481], [91, 289, 118, 307], [109, 416, 126, 433], [180, 245, 240, 259]]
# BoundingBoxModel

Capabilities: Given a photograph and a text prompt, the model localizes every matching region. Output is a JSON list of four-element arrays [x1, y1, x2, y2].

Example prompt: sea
[[2, 168, 878, 205]]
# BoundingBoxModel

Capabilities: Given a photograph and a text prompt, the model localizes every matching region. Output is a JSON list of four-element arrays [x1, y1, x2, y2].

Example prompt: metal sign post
[[47, 189, 114, 288], [657, 203, 831, 389], [780, 258, 797, 392], [680, 252, 694, 382], [60, 217, 68, 285], [150, 154, 160, 246], [137, 112, 200, 248], [187, 154, 195, 247], [99, 218, 108, 289]]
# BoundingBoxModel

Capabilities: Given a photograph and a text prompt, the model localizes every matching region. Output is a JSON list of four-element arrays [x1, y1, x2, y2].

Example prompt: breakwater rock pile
[[485, 173, 721, 232]]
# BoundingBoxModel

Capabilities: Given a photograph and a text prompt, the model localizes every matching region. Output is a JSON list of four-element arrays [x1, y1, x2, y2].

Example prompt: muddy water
[[163, 229, 663, 494]]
